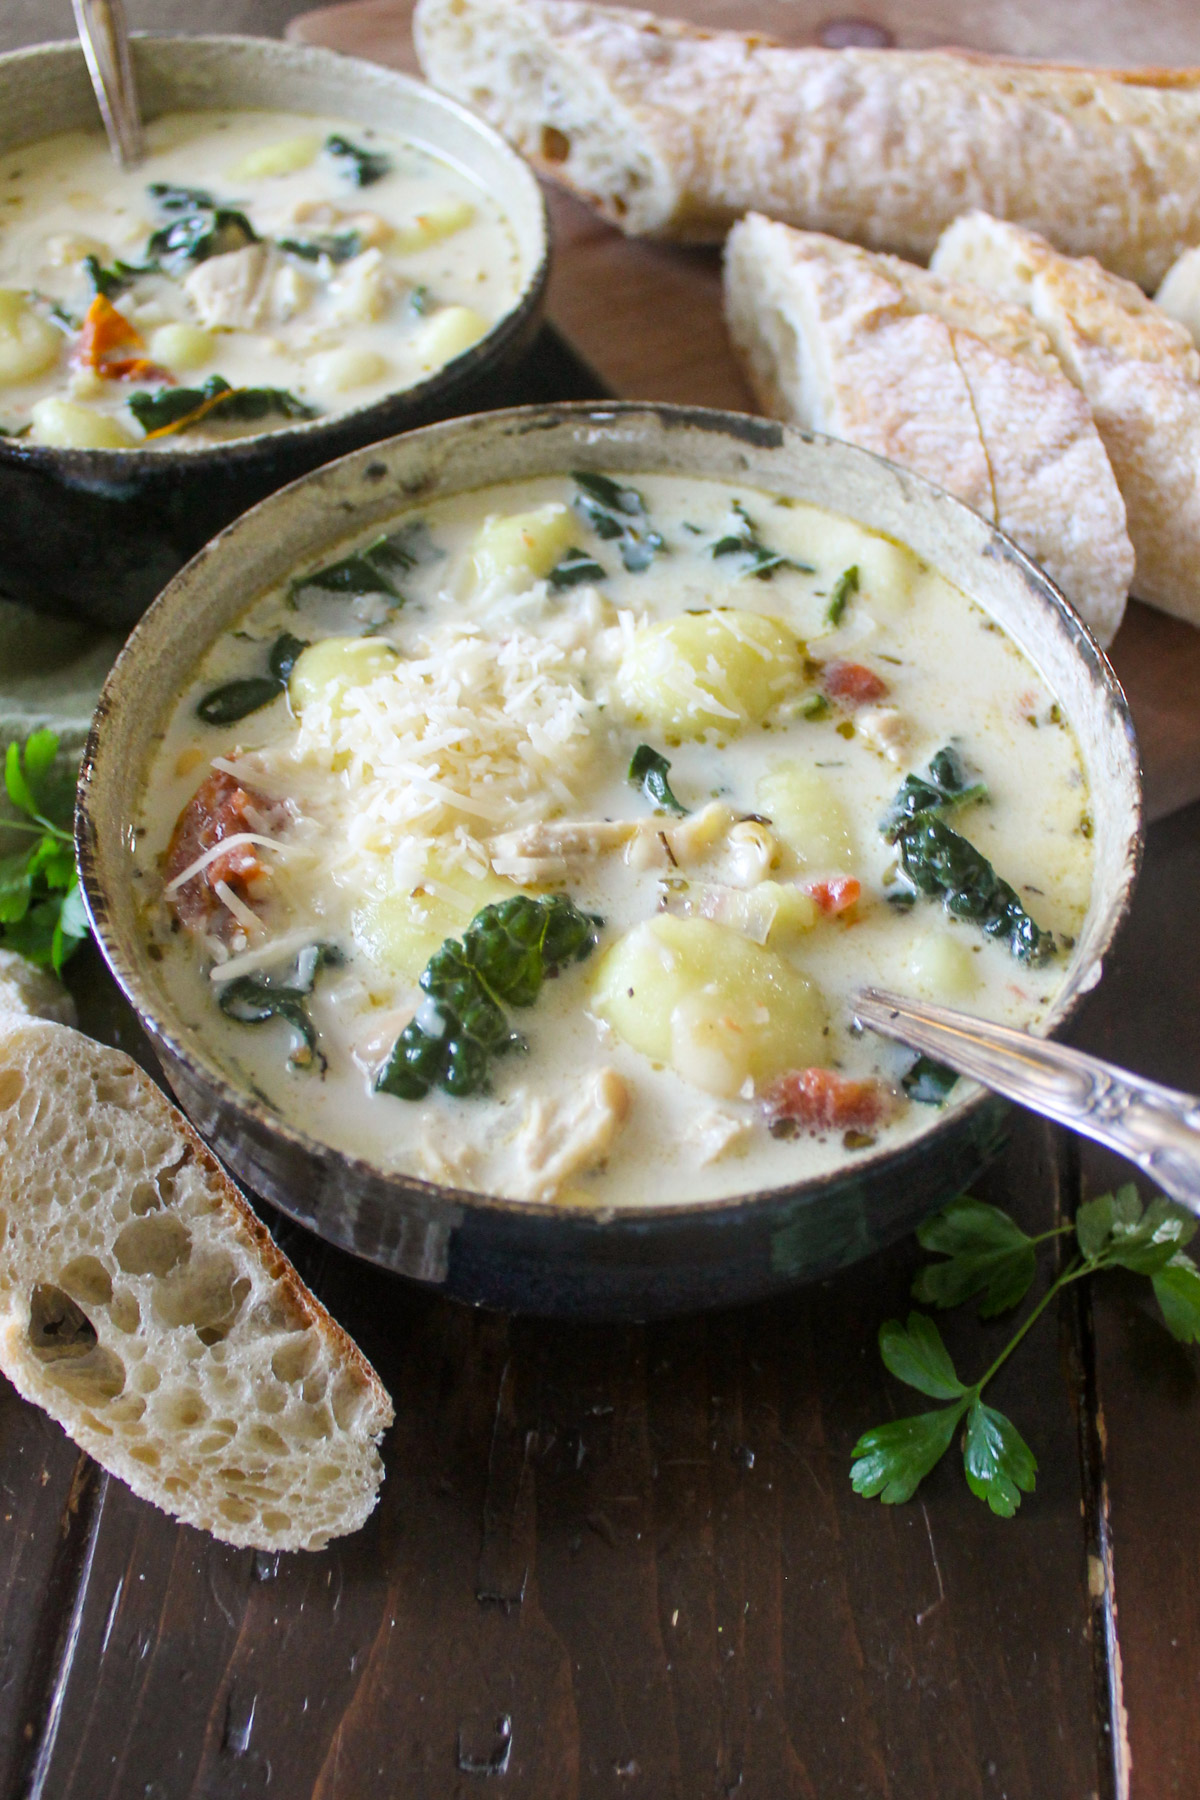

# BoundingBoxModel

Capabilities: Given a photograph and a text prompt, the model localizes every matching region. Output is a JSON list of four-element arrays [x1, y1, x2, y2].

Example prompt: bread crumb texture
[[0, 1019, 392, 1552]]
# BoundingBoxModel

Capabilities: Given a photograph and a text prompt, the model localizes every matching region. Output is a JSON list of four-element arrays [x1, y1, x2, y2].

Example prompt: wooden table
[[3, 5, 1200, 1797]]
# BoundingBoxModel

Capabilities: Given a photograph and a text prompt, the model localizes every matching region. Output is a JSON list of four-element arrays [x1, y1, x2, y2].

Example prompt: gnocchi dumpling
[[29, 396, 134, 448], [411, 305, 489, 371], [353, 855, 517, 981], [907, 928, 979, 1000], [617, 610, 803, 740], [288, 636, 399, 715], [756, 760, 854, 870], [591, 915, 827, 1098], [392, 200, 476, 253], [0, 290, 62, 388], [227, 135, 322, 180], [468, 505, 575, 590]]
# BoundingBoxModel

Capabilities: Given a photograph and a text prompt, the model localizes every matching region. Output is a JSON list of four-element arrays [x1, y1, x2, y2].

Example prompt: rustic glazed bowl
[[0, 35, 548, 631], [77, 403, 1142, 1318]]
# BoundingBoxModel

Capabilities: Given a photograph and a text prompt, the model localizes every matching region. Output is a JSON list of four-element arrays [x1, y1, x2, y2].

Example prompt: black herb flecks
[[325, 134, 391, 188], [376, 895, 600, 1101], [196, 632, 308, 726], [129, 375, 316, 437], [628, 744, 688, 816], [710, 500, 814, 581], [217, 942, 342, 1072], [571, 472, 664, 573]]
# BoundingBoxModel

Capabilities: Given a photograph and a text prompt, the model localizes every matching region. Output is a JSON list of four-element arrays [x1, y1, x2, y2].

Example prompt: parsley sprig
[[0, 731, 88, 972], [851, 1185, 1200, 1516]]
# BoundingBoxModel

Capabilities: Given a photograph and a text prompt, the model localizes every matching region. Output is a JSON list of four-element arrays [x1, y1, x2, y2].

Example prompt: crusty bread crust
[[724, 215, 1132, 645], [934, 212, 1200, 627], [0, 948, 76, 1025], [0, 1018, 392, 1551], [415, 0, 1200, 288]]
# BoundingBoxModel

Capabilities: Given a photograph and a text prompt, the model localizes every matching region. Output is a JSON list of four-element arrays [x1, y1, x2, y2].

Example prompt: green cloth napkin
[[0, 597, 122, 838]]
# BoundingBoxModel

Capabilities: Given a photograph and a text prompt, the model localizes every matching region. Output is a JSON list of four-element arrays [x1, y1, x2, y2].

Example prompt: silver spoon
[[855, 987, 1200, 1219], [73, 0, 144, 168]]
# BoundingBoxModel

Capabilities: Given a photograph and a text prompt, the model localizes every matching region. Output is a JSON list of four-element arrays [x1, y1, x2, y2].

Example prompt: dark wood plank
[[21, 1106, 1106, 1799], [1069, 801, 1200, 1800]]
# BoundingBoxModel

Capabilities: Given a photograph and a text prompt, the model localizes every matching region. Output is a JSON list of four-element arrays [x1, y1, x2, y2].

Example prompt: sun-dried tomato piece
[[821, 661, 890, 707], [764, 1067, 891, 1133], [163, 769, 287, 938], [805, 876, 861, 916]]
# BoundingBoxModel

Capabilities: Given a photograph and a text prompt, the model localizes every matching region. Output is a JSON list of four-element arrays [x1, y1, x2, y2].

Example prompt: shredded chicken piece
[[184, 244, 310, 330], [508, 1069, 631, 1202], [490, 818, 637, 884], [491, 802, 787, 889], [857, 705, 909, 764], [694, 1110, 753, 1166], [290, 199, 394, 249]]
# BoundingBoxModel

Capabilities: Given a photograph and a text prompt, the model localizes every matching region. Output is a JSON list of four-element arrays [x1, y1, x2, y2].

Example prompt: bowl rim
[[0, 31, 550, 467], [76, 399, 1144, 1230]]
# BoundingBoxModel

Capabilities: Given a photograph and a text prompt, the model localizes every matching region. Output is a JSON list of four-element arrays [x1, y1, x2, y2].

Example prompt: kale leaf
[[902, 1054, 959, 1106], [129, 376, 316, 437], [325, 134, 391, 187], [628, 744, 689, 815], [892, 816, 1056, 964], [82, 253, 158, 299], [709, 500, 814, 581], [571, 471, 664, 573], [289, 521, 438, 603], [548, 546, 607, 590], [195, 633, 308, 726], [275, 231, 362, 264], [217, 942, 342, 1072], [145, 182, 258, 265], [376, 894, 600, 1101], [825, 564, 859, 626], [881, 743, 989, 841]]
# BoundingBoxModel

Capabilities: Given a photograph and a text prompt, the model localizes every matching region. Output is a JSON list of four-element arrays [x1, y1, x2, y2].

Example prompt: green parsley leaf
[[1151, 1255, 1200, 1345], [878, 1311, 966, 1400], [1075, 1182, 1143, 1259], [1104, 1194, 1196, 1275], [962, 1399, 1037, 1517], [913, 1195, 1038, 1317], [850, 1403, 966, 1504], [0, 732, 88, 971]]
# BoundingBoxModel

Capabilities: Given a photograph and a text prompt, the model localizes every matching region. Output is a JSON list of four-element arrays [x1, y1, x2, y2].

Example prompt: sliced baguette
[[0, 948, 76, 1025], [934, 212, 1200, 628], [724, 214, 1132, 645], [1155, 247, 1200, 350], [414, 0, 1200, 287], [0, 1017, 392, 1551]]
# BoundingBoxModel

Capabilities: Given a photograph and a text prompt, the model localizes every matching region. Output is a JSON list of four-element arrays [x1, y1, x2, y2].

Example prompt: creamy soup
[[133, 474, 1094, 1205], [0, 110, 521, 448]]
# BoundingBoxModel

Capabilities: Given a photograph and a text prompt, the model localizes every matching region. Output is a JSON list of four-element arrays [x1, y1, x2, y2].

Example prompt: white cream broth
[[133, 474, 1094, 1206], [0, 110, 520, 448]]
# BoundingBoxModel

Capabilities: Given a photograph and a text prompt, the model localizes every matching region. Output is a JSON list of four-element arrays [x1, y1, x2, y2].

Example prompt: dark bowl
[[0, 34, 548, 632], [76, 403, 1143, 1318]]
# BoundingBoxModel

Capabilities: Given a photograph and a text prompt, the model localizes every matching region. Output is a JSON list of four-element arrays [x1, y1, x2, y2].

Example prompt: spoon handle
[[73, 0, 144, 168], [855, 987, 1200, 1220]]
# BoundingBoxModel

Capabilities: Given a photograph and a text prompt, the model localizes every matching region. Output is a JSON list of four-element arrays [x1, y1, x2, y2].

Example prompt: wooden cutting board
[[290, 0, 1200, 823]]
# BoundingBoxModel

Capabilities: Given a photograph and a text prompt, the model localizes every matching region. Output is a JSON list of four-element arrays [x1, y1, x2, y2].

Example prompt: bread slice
[[0, 948, 76, 1025], [0, 1017, 392, 1550], [724, 214, 1132, 645], [934, 212, 1200, 627], [1155, 246, 1200, 349], [414, 0, 1200, 287]]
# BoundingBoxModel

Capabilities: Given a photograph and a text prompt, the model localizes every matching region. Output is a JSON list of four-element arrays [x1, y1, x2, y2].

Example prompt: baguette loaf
[[724, 214, 1132, 645], [414, 0, 1200, 288], [0, 1017, 392, 1551], [934, 212, 1200, 627], [1156, 247, 1200, 350]]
